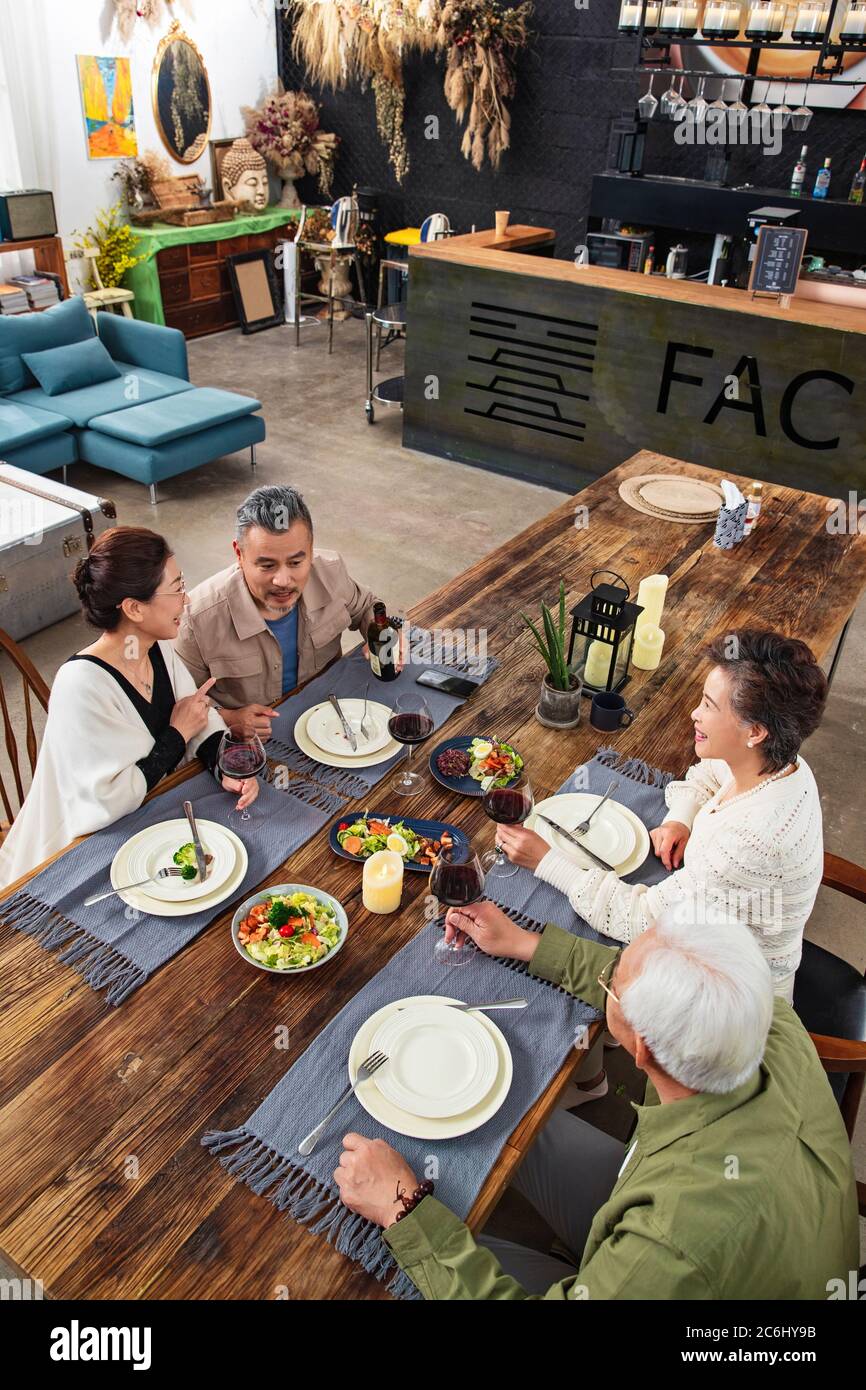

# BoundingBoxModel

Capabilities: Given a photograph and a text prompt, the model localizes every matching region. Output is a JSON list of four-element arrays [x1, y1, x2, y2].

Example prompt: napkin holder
[[712, 500, 748, 550]]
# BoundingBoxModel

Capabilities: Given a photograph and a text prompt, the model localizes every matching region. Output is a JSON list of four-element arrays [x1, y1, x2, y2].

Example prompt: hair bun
[[72, 554, 93, 595]]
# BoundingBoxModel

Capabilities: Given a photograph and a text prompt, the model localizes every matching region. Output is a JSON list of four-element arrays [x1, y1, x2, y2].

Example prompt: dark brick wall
[[277, 2, 866, 252]]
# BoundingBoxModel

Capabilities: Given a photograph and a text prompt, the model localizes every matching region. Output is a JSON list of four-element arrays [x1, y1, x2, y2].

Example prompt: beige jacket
[[175, 554, 379, 709]]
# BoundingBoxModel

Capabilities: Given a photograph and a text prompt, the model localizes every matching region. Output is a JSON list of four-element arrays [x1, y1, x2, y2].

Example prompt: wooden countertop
[[412, 231, 866, 336]]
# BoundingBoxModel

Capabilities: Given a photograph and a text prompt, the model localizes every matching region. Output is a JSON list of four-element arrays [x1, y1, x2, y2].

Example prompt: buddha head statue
[[221, 138, 269, 211]]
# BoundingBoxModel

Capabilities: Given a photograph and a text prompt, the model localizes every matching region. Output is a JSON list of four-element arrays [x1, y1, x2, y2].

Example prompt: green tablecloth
[[125, 207, 300, 326]]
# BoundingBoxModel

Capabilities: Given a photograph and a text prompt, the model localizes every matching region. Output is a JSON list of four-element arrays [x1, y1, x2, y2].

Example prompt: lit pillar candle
[[633, 623, 666, 670], [584, 639, 613, 687], [635, 573, 669, 635], [362, 850, 404, 914]]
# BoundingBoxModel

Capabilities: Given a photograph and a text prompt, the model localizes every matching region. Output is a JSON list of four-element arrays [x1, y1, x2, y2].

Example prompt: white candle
[[584, 639, 613, 687], [632, 623, 666, 671], [362, 850, 404, 914], [841, 2, 866, 35], [620, 0, 660, 24], [703, 0, 742, 30], [635, 573, 669, 634]]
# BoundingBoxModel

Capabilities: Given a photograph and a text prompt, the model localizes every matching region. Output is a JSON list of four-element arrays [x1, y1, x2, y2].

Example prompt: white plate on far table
[[370, 1003, 500, 1119], [348, 995, 513, 1140], [525, 793, 650, 878], [304, 698, 393, 757], [293, 705, 402, 770], [109, 818, 248, 917]]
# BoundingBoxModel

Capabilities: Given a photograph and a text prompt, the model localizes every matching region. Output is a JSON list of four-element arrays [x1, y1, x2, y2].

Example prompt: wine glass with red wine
[[388, 693, 434, 797], [481, 774, 534, 879], [430, 845, 485, 967], [216, 731, 267, 825]]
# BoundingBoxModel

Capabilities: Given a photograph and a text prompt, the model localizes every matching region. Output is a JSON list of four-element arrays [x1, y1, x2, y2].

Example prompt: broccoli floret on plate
[[173, 844, 199, 881]]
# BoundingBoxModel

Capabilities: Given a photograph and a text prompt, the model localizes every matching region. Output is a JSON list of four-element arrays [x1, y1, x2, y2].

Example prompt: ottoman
[[79, 386, 265, 502]]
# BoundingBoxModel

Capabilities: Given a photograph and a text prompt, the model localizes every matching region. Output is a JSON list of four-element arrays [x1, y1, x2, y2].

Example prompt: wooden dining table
[[1, 450, 864, 1301]]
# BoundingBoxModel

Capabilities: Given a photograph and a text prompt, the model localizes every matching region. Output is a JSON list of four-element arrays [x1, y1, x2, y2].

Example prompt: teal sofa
[[0, 297, 264, 502]]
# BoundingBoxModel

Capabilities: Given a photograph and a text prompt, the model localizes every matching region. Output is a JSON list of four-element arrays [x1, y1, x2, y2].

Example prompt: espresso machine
[[709, 206, 800, 288]]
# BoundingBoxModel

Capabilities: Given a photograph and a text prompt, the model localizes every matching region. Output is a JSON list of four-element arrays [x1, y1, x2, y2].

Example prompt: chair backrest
[[330, 195, 359, 249], [0, 628, 51, 827], [420, 213, 451, 243], [811, 851, 866, 1143]]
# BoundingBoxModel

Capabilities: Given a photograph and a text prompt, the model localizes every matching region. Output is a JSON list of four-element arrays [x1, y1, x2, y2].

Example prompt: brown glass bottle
[[367, 602, 399, 681]]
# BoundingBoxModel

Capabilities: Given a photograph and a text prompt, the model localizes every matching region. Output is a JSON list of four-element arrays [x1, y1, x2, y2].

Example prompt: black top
[[68, 645, 222, 792]]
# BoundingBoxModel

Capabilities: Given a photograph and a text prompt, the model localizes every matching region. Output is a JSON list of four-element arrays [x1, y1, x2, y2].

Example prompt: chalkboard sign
[[749, 225, 809, 297]]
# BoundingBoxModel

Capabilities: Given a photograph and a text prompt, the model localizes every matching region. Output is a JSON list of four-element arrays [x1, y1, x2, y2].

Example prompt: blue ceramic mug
[[590, 691, 634, 732]]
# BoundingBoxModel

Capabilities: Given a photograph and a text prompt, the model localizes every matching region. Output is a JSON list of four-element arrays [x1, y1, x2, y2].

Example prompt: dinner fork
[[297, 1050, 389, 1156], [360, 681, 373, 741], [574, 778, 618, 837], [84, 866, 184, 907]]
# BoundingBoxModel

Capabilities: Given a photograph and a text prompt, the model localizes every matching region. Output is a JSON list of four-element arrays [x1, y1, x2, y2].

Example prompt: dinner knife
[[535, 813, 615, 872], [396, 998, 528, 1013], [183, 799, 207, 883], [328, 693, 358, 752]]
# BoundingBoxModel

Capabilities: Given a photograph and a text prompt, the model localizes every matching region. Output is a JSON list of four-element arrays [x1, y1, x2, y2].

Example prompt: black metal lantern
[[568, 570, 643, 695]]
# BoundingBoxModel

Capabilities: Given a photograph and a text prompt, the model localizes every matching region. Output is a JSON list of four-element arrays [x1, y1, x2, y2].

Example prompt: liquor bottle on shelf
[[367, 602, 400, 681], [790, 146, 808, 197], [813, 157, 832, 199], [643, 244, 655, 275], [849, 156, 866, 204]]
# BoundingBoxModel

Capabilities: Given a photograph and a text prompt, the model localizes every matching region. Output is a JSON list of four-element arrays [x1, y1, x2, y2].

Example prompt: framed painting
[[76, 55, 138, 160], [152, 21, 211, 164], [226, 250, 283, 333]]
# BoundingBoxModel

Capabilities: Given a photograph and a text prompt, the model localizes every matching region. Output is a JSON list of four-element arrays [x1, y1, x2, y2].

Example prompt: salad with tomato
[[468, 737, 523, 787], [237, 890, 342, 970]]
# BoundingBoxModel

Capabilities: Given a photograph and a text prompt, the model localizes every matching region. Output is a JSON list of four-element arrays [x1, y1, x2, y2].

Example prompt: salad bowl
[[231, 884, 349, 974]]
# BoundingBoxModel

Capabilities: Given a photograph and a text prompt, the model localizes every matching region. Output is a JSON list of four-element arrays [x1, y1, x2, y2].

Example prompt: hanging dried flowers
[[437, 0, 532, 171], [111, 0, 194, 44], [242, 85, 339, 198], [372, 75, 409, 183]]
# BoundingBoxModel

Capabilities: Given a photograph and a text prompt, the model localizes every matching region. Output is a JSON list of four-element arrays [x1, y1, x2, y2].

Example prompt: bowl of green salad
[[232, 884, 348, 974]]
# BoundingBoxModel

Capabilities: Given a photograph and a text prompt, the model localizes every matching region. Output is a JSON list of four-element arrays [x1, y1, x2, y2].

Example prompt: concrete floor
[[5, 315, 865, 1278]]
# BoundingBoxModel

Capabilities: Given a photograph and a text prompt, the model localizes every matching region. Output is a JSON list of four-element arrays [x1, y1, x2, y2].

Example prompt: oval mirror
[[152, 21, 211, 164]]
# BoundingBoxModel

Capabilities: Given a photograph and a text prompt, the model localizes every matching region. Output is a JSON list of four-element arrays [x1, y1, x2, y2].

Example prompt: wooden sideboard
[[155, 226, 288, 339]]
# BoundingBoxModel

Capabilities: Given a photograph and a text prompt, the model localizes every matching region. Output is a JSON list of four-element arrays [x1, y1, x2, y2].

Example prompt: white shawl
[[0, 641, 226, 891]]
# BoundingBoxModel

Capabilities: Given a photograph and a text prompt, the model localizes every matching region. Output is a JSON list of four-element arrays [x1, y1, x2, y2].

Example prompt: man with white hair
[[334, 900, 858, 1299]]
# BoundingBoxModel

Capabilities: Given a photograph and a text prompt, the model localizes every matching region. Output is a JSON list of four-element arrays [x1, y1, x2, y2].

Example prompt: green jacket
[[384, 925, 859, 1300]]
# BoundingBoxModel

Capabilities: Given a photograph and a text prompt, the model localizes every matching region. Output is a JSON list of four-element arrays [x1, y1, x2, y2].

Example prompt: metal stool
[[365, 304, 406, 424], [375, 258, 408, 370]]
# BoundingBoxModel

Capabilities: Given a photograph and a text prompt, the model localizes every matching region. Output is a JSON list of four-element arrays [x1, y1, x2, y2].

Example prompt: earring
[[747, 739, 754, 748]]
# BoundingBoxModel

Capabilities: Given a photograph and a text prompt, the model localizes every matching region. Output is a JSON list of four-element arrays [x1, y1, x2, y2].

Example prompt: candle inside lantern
[[619, 0, 661, 26], [702, 0, 742, 33], [584, 639, 613, 687], [632, 623, 666, 671], [362, 850, 404, 914], [659, 0, 698, 28], [793, 1, 830, 36], [745, 0, 785, 34], [841, 1, 866, 37], [635, 573, 669, 634]]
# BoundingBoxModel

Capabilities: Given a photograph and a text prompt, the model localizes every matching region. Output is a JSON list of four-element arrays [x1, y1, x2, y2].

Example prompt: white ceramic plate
[[230, 883, 349, 974], [349, 995, 513, 1140], [370, 1003, 499, 1119], [305, 698, 393, 757], [526, 793, 649, 878], [110, 819, 248, 917], [118, 818, 237, 903], [293, 705, 402, 770]]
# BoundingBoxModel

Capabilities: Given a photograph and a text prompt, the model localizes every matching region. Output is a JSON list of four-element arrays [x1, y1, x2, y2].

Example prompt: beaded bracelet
[[393, 1178, 434, 1221]]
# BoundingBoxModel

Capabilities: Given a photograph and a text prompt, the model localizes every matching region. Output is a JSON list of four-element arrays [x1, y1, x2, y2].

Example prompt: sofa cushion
[[0, 398, 73, 449], [87, 386, 262, 446], [0, 296, 95, 396], [22, 336, 121, 397], [7, 362, 194, 428]]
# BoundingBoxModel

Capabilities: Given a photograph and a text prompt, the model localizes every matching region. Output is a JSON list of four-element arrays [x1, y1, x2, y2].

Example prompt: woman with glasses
[[0, 526, 258, 888]]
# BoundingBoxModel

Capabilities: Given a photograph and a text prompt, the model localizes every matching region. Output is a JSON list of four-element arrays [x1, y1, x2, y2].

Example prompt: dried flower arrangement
[[110, 0, 194, 43], [111, 149, 172, 210], [242, 85, 339, 199], [437, 0, 533, 170]]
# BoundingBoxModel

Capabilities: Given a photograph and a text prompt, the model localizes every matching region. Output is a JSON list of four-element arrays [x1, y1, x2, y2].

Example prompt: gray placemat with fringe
[[0, 771, 345, 1005], [265, 624, 498, 801], [202, 747, 674, 1299]]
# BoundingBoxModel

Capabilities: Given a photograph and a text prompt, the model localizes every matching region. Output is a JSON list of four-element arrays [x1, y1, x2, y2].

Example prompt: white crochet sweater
[[535, 757, 824, 1002]]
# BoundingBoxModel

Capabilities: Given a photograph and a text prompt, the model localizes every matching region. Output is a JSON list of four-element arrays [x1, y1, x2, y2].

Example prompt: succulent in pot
[[521, 580, 583, 729]]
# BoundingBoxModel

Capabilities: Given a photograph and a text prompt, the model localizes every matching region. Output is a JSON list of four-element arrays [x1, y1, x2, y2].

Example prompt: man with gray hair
[[334, 899, 859, 1299], [176, 485, 384, 736]]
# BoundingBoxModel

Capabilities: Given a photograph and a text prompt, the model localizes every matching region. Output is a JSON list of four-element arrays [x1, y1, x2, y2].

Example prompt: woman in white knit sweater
[[497, 629, 828, 1004]]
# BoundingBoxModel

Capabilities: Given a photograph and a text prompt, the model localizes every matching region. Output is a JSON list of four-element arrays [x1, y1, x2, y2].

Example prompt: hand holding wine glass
[[481, 774, 534, 879], [429, 844, 486, 966], [217, 730, 267, 824]]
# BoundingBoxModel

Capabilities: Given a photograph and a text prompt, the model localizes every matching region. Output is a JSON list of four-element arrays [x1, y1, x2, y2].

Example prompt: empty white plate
[[305, 698, 393, 757], [371, 1004, 499, 1119], [526, 794, 649, 878]]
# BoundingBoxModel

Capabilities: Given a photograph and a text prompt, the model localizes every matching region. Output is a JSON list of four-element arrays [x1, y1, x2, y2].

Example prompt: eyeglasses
[[153, 573, 187, 598], [597, 955, 622, 1005]]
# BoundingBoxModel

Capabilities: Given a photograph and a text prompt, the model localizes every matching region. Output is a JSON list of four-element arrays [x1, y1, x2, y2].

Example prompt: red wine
[[482, 786, 533, 824], [388, 712, 434, 744], [367, 602, 399, 682], [430, 860, 485, 907], [219, 749, 267, 779]]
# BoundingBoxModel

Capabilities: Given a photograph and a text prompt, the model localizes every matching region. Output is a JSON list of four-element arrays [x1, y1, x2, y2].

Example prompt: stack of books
[[10, 274, 61, 309], [0, 283, 30, 315]]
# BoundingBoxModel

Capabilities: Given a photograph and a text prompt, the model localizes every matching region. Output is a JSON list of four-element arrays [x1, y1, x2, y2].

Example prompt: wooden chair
[[0, 628, 51, 840], [72, 245, 135, 322], [795, 851, 866, 1222]]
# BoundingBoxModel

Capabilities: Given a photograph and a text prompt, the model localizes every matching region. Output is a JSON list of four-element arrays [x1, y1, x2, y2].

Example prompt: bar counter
[[403, 227, 866, 494]]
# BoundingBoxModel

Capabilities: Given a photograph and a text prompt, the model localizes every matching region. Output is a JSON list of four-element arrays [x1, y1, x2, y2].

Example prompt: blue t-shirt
[[265, 606, 299, 696]]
